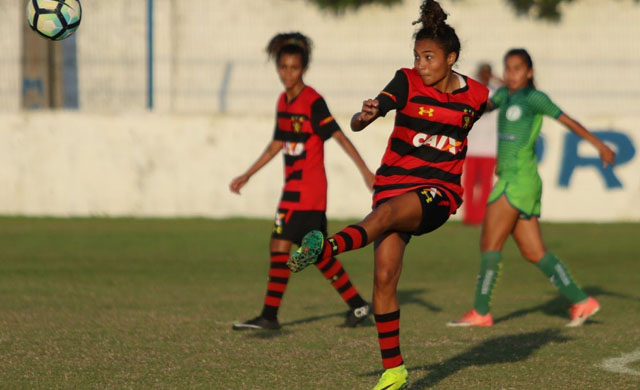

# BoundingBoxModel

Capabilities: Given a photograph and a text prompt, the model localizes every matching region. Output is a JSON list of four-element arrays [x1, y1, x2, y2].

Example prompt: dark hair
[[413, 0, 461, 63], [505, 48, 536, 88], [266, 32, 313, 68]]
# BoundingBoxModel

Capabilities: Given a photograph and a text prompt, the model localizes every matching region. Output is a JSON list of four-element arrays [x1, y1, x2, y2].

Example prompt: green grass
[[1, 217, 639, 389]]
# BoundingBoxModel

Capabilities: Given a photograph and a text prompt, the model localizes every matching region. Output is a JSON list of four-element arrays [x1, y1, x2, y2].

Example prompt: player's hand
[[229, 174, 249, 194], [363, 170, 376, 192], [599, 144, 616, 168], [357, 99, 380, 123]]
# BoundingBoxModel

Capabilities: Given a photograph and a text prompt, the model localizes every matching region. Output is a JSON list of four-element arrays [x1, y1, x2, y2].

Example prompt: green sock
[[473, 251, 502, 315], [535, 252, 588, 304]]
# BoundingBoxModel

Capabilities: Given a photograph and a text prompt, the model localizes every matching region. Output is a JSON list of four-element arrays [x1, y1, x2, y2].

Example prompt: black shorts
[[374, 186, 451, 245], [271, 209, 327, 246]]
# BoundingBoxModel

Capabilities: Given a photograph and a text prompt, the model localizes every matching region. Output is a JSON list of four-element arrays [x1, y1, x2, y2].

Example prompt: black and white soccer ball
[[26, 0, 82, 41]]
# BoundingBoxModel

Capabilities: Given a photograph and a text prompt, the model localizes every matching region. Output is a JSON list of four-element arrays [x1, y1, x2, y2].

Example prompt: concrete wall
[[0, 0, 638, 220], [0, 0, 21, 111], [1, 112, 637, 221]]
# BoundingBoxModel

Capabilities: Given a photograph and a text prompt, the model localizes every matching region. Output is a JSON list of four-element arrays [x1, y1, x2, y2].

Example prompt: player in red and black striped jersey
[[372, 66, 487, 213], [229, 32, 375, 331], [285, 2, 488, 388]]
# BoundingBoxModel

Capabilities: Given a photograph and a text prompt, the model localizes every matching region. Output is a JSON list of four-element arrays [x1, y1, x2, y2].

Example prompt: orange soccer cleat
[[566, 296, 600, 327], [447, 309, 494, 327]]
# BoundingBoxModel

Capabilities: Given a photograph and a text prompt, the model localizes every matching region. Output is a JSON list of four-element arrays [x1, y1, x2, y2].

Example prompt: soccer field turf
[[0, 217, 639, 389]]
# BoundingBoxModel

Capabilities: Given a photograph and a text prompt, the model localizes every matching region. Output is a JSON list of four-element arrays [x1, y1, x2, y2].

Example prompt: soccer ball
[[26, 0, 82, 41]]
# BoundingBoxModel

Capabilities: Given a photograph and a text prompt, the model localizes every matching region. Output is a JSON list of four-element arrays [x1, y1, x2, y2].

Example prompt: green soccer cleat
[[372, 365, 408, 390], [286, 230, 325, 273]]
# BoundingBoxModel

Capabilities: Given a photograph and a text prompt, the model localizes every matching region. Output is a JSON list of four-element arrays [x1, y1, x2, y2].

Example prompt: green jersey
[[491, 86, 563, 178]]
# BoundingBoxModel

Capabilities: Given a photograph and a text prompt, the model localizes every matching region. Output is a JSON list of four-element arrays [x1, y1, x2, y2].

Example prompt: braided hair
[[413, 0, 461, 63], [266, 32, 313, 68]]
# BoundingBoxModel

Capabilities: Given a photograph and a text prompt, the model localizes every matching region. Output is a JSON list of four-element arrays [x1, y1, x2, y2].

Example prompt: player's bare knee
[[521, 249, 544, 264], [480, 236, 502, 252], [374, 266, 401, 289]]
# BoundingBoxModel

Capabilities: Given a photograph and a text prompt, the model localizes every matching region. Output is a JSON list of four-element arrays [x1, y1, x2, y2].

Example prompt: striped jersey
[[374, 68, 489, 213], [272, 86, 340, 211], [490, 86, 563, 179]]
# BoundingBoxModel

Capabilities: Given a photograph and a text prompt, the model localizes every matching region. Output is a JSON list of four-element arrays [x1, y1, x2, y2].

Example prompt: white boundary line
[[599, 349, 640, 377]]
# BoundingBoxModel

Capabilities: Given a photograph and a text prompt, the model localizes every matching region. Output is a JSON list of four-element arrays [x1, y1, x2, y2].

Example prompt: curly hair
[[265, 32, 313, 68], [413, 0, 461, 62]]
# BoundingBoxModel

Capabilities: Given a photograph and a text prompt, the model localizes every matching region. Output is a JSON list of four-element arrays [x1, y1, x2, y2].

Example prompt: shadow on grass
[[269, 289, 440, 331], [361, 329, 571, 388], [494, 285, 634, 325], [280, 310, 346, 328], [398, 289, 442, 313], [244, 329, 293, 339], [407, 329, 572, 389]]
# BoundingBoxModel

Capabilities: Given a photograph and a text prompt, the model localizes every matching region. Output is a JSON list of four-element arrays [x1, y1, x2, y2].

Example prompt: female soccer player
[[286, 2, 489, 388], [230, 33, 375, 331], [448, 48, 616, 328]]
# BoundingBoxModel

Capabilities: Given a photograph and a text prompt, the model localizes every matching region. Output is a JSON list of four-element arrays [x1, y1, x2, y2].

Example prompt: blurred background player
[[462, 62, 502, 225], [285, 2, 488, 388], [229, 32, 375, 330], [448, 48, 616, 328]]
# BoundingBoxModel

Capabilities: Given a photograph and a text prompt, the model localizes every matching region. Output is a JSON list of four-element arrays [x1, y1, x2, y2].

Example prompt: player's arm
[[557, 114, 616, 168], [229, 140, 283, 194], [350, 100, 381, 132], [331, 130, 375, 191], [485, 87, 507, 113], [351, 70, 409, 132]]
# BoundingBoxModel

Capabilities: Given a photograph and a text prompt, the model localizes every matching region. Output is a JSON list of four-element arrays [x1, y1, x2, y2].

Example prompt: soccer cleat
[[344, 303, 372, 328], [446, 309, 494, 327], [566, 296, 600, 327], [372, 365, 408, 390], [286, 230, 325, 273], [232, 316, 281, 330]]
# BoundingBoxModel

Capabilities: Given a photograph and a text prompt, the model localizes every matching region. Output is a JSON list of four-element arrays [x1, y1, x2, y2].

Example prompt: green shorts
[[487, 175, 542, 218]]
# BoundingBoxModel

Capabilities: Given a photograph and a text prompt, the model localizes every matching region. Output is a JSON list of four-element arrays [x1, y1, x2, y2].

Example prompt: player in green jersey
[[449, 48, 616, 328]]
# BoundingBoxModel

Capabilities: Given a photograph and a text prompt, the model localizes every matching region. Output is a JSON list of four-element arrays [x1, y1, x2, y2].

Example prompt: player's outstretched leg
[[287, 225, 369, 272], [287, 230, 325, 272]]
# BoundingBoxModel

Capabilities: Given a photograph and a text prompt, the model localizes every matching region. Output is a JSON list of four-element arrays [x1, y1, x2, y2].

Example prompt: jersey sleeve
[[489, 87, 508, 110], [375, 70, 409, 117], [528, 90, 563, 119], [473, 82, 490, 121], [311, 97, 341, 141], [272, 107, 285, 141]]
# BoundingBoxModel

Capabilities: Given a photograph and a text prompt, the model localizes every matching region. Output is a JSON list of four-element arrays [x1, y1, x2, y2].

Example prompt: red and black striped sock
[[315, 256, 367, 309], [375, 310, 404, 369], [261, 251, 290, 321], [319, 224, 369, 262]]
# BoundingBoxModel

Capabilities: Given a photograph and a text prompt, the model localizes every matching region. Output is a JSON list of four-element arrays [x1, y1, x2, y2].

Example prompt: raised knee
[[374, 203, 394, 227]]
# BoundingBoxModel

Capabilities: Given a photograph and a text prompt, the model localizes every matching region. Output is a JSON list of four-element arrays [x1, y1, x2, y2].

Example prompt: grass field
[[1, 217, 639, 389]]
